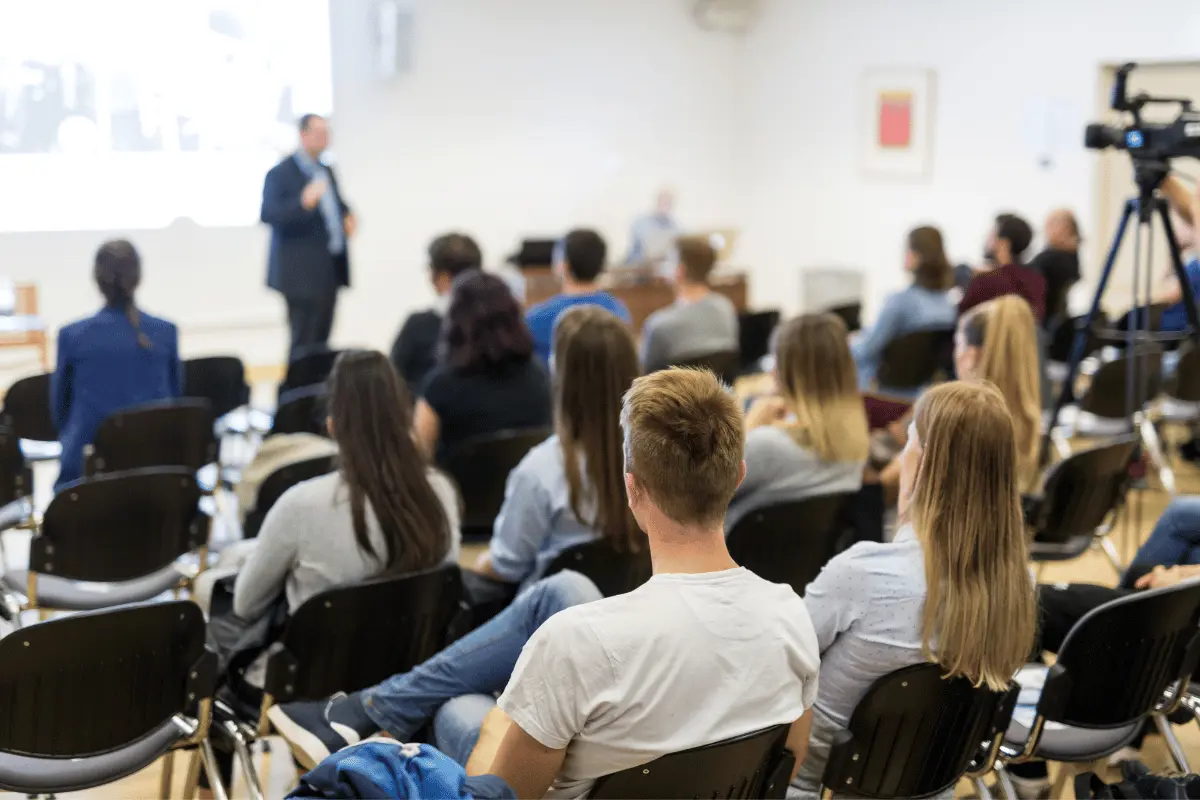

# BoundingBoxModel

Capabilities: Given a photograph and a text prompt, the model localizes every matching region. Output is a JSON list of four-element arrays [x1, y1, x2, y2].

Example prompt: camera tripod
[[1041, 162, 1200, 488]]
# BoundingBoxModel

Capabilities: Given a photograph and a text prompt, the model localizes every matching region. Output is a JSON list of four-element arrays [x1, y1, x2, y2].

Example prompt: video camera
[[1085, 63, 1200, 164]]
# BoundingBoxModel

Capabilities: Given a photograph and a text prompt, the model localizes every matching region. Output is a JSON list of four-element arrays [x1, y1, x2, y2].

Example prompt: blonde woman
[[728, 313, 869, 531], [792, 380, 1037, 796]]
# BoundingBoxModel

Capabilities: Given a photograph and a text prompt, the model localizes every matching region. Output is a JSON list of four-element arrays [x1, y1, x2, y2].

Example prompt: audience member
[[792, 380, 1037, 795], [625, 188, 680, 266], [415, 271, 552, 462], [1028, 209, 1082, 328], [851, 225, 956, 393], [52, 240, 181, 489], [730, 313, 867, 531], [1155, 174, 1200, 333], [390, 233, 482, 389], [470, 307, 643, 598], [960, 213, 1046, 320], [639, 235, 738, 373], [270, 369, 821, 798], [525, 230, 631, 364]]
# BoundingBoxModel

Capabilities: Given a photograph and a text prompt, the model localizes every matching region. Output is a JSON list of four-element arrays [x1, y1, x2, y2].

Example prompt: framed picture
[[860, 68, 936, 180]]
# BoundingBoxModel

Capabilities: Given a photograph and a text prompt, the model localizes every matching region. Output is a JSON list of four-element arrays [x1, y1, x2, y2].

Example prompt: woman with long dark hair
[[52, 239, 181, 488], [472, 306, 643, 591], [414, 271, 551, 461], [230, 350, 460, 620]]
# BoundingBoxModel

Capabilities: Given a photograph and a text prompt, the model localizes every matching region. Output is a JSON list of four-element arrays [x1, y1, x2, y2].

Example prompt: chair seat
[[1056, 405, 1134, 437], [2, 564, 185, 610], [1159, 396, 1200, 423], [19, 440, 60, 462], [0, 718, 189, 793], [1003, 717, 1141, 763], [1029, 534, 1093, 562], [0, 498, 30, 532], [1046, 361, 1069, 384]]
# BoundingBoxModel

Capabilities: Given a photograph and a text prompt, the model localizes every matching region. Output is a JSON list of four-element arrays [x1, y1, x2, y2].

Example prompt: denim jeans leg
[[1131, 496, 1200, 570], [434, 694, 498, 767], [361, 570, 602, 738]]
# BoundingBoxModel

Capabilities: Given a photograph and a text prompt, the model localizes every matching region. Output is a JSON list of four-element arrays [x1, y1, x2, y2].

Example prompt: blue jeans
[[360, 570, 602, 763], [1131, 496, 1200, 569]]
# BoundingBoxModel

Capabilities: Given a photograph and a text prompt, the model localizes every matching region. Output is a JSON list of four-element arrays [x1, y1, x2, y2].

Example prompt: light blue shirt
[[626, 212, 680, 264], [851, 285, 955, 393], [293, 151, 345, 255], [488, 435, 602, 589]]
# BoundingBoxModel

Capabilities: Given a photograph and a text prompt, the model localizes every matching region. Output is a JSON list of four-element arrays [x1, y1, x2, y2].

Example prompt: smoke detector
[[692, 0, 760, 34]]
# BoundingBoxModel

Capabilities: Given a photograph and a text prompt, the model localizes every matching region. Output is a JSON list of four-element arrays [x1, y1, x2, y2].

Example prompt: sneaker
[[267, 692, 378, 770]]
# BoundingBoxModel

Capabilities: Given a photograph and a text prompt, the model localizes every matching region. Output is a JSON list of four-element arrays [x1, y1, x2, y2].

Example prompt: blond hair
[[621, 368, 744, 527], [907, 381, 1037, 690], [773, 313, 869, 463], [960, 296, 1042, 490]]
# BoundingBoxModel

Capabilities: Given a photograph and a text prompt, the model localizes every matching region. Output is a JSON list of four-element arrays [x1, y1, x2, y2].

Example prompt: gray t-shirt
[[726, 425, 864, 533], [640, 292, 739, 372]]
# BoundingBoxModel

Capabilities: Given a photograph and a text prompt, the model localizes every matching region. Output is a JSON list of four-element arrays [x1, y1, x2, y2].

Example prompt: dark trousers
[[286, 292, 338, 362]]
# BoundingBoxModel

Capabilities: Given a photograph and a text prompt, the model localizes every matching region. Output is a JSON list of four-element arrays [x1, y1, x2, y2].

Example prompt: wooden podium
[[521, 268, 748, 331]]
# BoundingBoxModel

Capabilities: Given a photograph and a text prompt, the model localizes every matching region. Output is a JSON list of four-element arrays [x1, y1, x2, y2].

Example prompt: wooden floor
[[5, 459, 1200, 798]]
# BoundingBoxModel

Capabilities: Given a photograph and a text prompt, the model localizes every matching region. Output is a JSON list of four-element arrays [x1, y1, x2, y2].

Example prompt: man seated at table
[[526, 229, 631, 364], [640, 235, 738, 373]]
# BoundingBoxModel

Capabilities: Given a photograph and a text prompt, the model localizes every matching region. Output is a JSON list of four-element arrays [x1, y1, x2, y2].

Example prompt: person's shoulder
[[526, 295, 566, 322], [514, 434, 560, 470], [264, 472, 342, 530], [138, 311, 177, 335], [267, 155, 299, 176], [599, 292, 631, 318], [58, 314, 94, 341]]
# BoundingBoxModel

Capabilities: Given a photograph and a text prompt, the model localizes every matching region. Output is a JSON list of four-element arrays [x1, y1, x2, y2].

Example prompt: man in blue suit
[[261, 114, 355, 361]]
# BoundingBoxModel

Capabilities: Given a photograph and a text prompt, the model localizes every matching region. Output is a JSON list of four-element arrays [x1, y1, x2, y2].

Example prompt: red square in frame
[[877, 91, 913, 149]]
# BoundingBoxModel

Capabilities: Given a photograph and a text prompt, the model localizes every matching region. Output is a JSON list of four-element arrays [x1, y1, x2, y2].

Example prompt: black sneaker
[[267, 692, 378, 770]]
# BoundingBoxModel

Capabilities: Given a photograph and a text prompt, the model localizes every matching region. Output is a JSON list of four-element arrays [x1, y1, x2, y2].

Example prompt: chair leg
[[199, 738, 230, 800], [1142, 418, 1177, 495], [994, 764, 1018, 800], [972, 775, 993, 800], [160, 750, 175, 799], [182, 747, 202, 799], [1049, 762, 1077, 798], [1154, 713, 1191, 773], [222, 720, 266, 800], [1100, 535, 1125, 576], [1052, 429, 1072, 461]]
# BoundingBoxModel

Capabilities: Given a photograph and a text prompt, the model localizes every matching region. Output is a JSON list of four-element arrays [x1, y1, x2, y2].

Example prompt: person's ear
[[624, 473, 639, 509], [734, 459, 747, 491]]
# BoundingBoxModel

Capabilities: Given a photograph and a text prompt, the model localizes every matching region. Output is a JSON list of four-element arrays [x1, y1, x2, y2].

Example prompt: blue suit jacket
[[261, 155, 351, 300], [51, 307, 181, 488]]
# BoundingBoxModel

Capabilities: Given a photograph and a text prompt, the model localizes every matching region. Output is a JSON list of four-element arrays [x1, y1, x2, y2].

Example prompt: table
[[521, 268, 748, 331], [0, 284, 48, 369]]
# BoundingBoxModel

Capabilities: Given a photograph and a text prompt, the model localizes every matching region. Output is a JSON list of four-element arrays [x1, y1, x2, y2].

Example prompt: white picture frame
[[860, 68, 936, 181]]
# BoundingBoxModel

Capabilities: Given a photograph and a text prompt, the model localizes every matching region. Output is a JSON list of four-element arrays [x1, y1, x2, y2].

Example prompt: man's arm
[[785, 709, 814, 780], [482, 710, 567, 799], [260, 166, 318, 230], [1163, 175, 1193, 225]]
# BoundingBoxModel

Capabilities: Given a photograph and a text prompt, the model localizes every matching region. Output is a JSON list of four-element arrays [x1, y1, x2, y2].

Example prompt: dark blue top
[[51, 306, 181, 488], [1162, 257, 1200, 331], [525, 292, 631, 364]]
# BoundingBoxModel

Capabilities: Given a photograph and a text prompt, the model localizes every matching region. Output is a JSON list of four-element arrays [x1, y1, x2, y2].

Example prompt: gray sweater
[[640, 292, 739, 372], [725, 426, 864, 533], [232, 469, 461, 619]]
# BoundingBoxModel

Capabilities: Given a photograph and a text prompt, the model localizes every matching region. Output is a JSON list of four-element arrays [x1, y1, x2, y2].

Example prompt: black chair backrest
[[876, 328, 953, 390], [1171, 343, 1200, 402], [442, 428, 551, 535], [1031, 436, 1137, 545], [1078, 348, 1163, 419], [827, 302, 862, 333], [0, 372, 55, 442], [727, 494, 851, 596], [1048, 313, 1107, 364], [243, 455, 338, 539], [270, 385, 329, 437], [590, 724, 793, 800], [183, 356, 250, 419], [280, 348, 341, 396], [738, 310, 781, 371], [542, 539, 653, 597], [822, 663, 1018, 799], [89, 399, 217, 475], [671, 350, 741, 386], [34, 468, 206, 582], [264, 566, 463, 703], [0, 600, 215, 758], [1042, 580, 1200, 728], [0, 425, 30, 506]]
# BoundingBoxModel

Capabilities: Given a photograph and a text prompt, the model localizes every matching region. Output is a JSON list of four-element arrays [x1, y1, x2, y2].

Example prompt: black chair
[[1000, 580, 1200, 795], [0, 371, 59, 461], [279, 347, 342, 397], [1025, 436, 1138, 572], [184, 356, 251, 421], [86, 399, 218, 476], [0, 468, 207, 613], [590, 724, 793, 799], [0, 424, 31, 511], [243, 455, 337, 539], [821, 663, 1018, 799], [1046, 313, 1107, 384], [671, 350, 741, 386], [269, 384, 328, 437], [1167, 342, 1200, 404], [738, 310, 781, 373], [875, 328, 954, 392], [0, 601, 223, 797], [442, 428, 551, 538], [826, 302, 862, 333], [543, 539, 653, 597], [1072, 347, 1164, 422], [727, 493, 852, 596]]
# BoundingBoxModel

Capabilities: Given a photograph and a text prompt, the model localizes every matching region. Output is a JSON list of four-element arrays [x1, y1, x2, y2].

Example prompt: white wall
[[1, 0, 742, 366], [735, 0, 1200, 319]]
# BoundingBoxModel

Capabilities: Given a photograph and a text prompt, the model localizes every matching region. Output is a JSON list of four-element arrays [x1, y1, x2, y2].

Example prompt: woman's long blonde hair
[[960, 296, 1042, 490], [773, 313, 869, 463], [906, 381, 1037, 690]]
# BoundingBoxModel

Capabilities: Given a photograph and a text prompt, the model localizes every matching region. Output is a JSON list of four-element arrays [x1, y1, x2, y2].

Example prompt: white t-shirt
[[497, 567, 821, 799]]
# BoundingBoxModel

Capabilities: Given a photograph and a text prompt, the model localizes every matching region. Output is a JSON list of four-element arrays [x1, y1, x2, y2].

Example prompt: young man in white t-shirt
[[269, 369, 820, 798]]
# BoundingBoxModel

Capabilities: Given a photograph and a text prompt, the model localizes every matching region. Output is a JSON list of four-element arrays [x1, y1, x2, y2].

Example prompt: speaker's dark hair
[[94, 239, 150, 349]]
